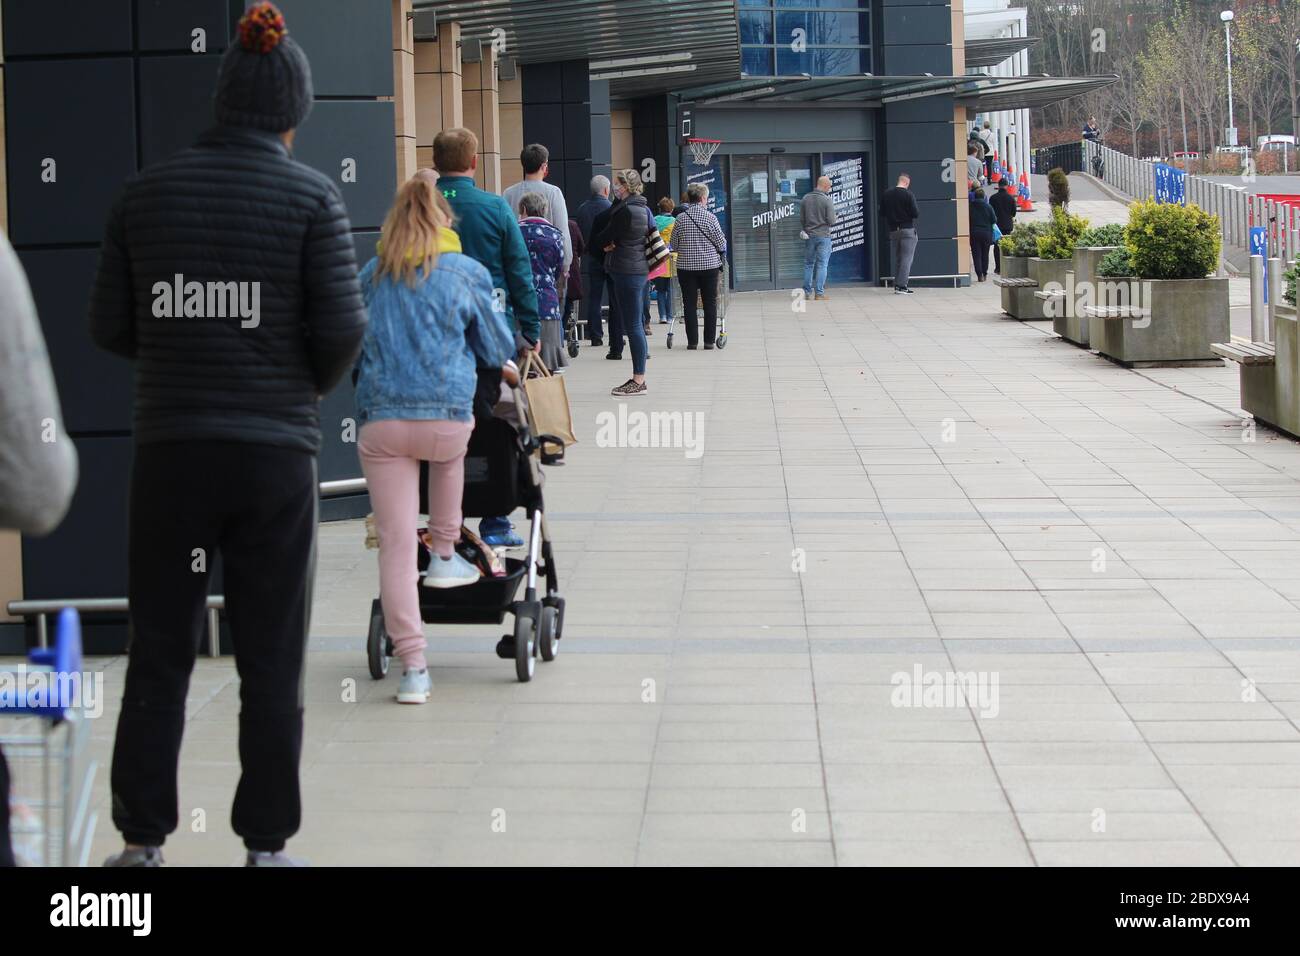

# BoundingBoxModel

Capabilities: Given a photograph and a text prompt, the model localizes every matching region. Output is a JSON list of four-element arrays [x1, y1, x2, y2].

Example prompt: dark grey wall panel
[[352, 230, 380, 270], [878, 44, 953, 75], [1, 0, 132, 57], [885, 120, 954, 163], [522, 104, 566, 158], [563, 107, 592, 163], [590, 79, 610, 116], [913, 198, 957, 240], [18, 247, 134, 435], [139, 55, 225, 167], [318, 377, 361, 483], [273, 0, 393, 97], [522, 62, 564, 106], [5, 58, 136, 246], [137, 0, 230, 53], [590, 114, 612, 167], [292, 100, 396, 231], [700, 107, 873, 145], [883, 6, 951, 42], [561, 60, 590, 105], [21, 436, 131, 601], [883, 163, 953, 201], [909, 237, 959, 277]]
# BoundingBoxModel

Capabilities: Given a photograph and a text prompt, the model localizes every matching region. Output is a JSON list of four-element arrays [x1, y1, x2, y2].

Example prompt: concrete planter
[[1001, 255, 1030, 279], [1055, 246, 1118, 347], [1000, 257, 1068, 321], [1094, 276, 1229, 366], [1243, 303, 1299, 435]]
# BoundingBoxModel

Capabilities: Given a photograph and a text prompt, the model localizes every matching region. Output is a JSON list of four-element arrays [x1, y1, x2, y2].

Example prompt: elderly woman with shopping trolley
[[670, 183, 728, 351]]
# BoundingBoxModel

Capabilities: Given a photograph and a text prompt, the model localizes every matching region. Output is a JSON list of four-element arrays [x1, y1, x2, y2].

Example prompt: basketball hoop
[[687, 138, 722, 167]]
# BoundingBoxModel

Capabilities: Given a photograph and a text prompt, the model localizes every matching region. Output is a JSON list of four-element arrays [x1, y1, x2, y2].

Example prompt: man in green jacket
[[432, 128, 540, 344], [431, 127, 538, 550]]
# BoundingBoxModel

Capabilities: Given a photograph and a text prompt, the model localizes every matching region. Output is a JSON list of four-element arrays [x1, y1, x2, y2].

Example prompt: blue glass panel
[[741, 46, 774, 76], [739, 10, 774, 44], [775, 11, 868, 46], [775, 46, 870, 76]]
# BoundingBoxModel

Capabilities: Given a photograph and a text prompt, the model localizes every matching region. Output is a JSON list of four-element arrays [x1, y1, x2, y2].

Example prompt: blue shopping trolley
[[1, 608, 98, 866]]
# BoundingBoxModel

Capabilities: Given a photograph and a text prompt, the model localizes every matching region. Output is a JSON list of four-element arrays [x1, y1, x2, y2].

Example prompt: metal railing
[[1082, 140, 1300, 267], [6, 477, 370, 657]]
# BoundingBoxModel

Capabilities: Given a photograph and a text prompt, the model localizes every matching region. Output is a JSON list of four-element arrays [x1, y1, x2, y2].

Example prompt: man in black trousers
[[89, 2, 366, 867], [989, 180, 1019, 275]]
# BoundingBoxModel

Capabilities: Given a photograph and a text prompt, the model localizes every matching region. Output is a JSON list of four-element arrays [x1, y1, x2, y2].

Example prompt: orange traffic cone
[[1017, 171, 1034, 212]]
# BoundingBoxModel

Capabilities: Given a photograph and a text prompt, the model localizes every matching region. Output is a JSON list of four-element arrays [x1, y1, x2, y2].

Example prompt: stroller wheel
[[539, 605, 559, 662], [666, 333, 673, 349], [514, 613, 536, 682], [716, 332, 728, 350], [366, 598, 389, 680], [568, 342, 580, 358]]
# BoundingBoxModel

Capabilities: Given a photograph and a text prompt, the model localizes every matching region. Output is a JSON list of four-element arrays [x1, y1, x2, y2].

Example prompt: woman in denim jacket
[[355, 177, 515, 704]]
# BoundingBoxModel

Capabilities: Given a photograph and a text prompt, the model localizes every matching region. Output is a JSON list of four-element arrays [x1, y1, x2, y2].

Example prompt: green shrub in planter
[[1097, 247, 1135, 278], [1077, 223, 1125, 247], [1124, 198, 1220, 280], [1048, 168, 1070, 208], [998, 221, 1048, 257], [1285, 257, 1299, 306], [1036, 206, 1090, 260]]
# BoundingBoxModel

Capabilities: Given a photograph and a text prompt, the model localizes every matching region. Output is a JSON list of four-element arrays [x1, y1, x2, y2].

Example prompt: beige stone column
[[391, 0, 417, 183], [414, 20, 462, 171], [954, 105, 972, 278], [611, 109, 634, 173], [462, 46, 501, 192], [499, 65, 523, 189]]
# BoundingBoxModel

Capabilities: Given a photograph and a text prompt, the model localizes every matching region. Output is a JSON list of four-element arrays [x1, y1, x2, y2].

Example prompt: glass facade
[[738, 1, 872, 77]]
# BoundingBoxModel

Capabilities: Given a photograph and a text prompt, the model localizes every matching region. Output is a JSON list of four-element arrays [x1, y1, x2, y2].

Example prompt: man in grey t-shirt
[[501, 143, 572, 275], [800, 175, 837, 300]]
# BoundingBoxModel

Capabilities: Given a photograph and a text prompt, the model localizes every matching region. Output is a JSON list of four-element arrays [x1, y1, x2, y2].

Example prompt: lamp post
[[1221, 9, 1236, 147]]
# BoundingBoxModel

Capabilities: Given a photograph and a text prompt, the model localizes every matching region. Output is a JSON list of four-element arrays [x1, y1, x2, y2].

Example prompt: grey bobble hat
[[214, 2, 313, 133]]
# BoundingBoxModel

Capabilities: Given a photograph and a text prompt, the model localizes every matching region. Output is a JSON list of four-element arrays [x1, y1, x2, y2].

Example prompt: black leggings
[[0, 746, 14, 866], [677, 268, 720, 346], [970, 229, 993, 279]]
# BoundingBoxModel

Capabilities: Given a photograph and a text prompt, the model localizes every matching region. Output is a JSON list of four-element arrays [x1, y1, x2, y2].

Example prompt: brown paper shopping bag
[[520, 353, 578, 447]]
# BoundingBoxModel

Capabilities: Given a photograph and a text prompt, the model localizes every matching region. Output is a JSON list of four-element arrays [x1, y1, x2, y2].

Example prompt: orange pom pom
[[238, 2, 288, 54]]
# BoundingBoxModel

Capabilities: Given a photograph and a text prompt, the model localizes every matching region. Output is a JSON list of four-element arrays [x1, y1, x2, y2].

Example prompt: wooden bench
[[993, 277, 1037, 289], [1082, 305, 1151, 320], [1033, 289, 1067, 302], [1211, 341, 1276, 366]]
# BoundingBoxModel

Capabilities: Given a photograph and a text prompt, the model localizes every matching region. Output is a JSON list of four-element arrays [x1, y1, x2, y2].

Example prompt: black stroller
[[365, 384, 568, 682]]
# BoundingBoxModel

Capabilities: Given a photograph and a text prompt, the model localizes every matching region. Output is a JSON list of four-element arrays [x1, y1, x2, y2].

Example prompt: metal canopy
[[675, 73, 1119, 111], [414, 0, 739, 97], [964, 36, 1040, 69], [956, 74, 1119, 112], [677, 75, 952, 107]]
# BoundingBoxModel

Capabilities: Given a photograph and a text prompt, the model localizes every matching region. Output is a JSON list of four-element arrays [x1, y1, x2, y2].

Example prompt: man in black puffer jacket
[[89, 2, 366, 867]]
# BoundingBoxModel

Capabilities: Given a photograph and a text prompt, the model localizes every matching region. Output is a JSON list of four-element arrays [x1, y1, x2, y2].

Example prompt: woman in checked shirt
[[670, 183, 727, 350]]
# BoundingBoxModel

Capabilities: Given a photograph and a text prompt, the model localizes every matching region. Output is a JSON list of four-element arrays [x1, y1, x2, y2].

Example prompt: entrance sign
[[824, 152, 867, 282]]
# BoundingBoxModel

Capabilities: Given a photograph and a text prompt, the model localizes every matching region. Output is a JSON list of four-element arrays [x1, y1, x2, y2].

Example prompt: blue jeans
[[803, 236, 832, 295], [652, 277, 673, 323], [609, 272, 648, 376]]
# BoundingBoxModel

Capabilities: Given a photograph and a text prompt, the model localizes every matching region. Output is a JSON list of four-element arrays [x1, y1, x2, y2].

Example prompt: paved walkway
[[57, 280, 1300, 866]]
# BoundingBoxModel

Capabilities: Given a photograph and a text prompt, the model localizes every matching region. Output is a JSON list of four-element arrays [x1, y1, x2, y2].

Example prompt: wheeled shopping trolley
[[0, 608, 98, 866], [366, 388, 568, 683], [666, 261, 730, 350]]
